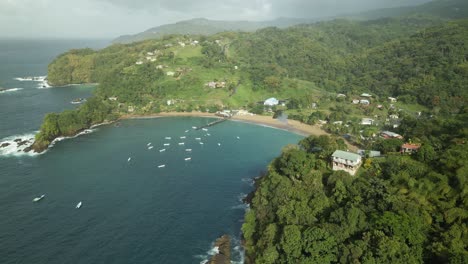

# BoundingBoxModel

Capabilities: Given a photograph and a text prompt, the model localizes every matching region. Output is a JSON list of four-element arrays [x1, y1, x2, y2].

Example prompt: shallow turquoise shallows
[[0, 40, 303, 263]]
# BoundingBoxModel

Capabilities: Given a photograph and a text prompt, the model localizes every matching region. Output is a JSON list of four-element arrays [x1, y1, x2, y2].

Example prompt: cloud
[[0, 0, 431, 38]]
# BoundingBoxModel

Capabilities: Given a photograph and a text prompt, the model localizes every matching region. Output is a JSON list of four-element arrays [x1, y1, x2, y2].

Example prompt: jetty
[[196, 117, 230, 130]]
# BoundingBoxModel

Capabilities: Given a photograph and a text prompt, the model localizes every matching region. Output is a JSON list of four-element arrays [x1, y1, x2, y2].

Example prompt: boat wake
[[0, 88, 24, 94]]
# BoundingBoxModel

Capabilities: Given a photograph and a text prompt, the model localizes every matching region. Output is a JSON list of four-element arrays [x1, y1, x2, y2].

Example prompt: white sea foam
[[14, 76, 46, 82], [231, 238, 246, 264], [0, 132, 38, 157], [0, 88, 23, 94]]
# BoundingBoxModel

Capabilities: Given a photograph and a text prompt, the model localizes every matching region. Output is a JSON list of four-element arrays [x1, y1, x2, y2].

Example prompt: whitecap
[[0, 88, 24, 94], [0, 132, 38, 157]]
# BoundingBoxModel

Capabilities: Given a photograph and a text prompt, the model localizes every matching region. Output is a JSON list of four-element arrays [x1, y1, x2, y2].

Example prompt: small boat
[[71, 98, 86, 104], [148, 146, 154, 150], [185, 130, 189, 133], [185, 149, 192, 152], [195, 138, 201, 140], [202, 128, 208, 131], [158, 164, 165, 168], [180, 136, 186, 139], [178, 142, 185, 145], [76, 201, 82, 209], [165, 137, 171, 140], [184, 157, 191, 161], [206, 133, 211, 136], [159, 149, 166, 152], [199, 142, 204, 145], [147, 142, 152, 146], [192, 126, 197, 129], [218, 143, 221, 146], [127, 157, 131, 162], [237, 136, 240, 139], [33, 194, 45, 202], [164, 143, 170, 146]]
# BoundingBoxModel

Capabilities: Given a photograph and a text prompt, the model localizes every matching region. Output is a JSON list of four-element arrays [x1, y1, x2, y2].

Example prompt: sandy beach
[[121, 112, 326, 136]]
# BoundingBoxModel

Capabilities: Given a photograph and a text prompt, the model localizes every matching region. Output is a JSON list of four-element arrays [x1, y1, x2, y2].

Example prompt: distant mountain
[[351, 0, 468, 20], [112, 17, 315, 44]]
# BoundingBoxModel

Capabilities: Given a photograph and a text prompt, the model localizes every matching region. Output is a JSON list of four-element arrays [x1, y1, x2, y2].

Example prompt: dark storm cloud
[[0, 0, 431, 38]]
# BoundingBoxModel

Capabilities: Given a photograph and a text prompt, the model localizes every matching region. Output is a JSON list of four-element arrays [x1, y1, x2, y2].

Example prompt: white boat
[[76, 201, 82, 209], [164, 143, 170, 146], [165, 137, 171, 140], [33, 194, 45, 202], [127, 157, 131, 162], [148, 146, 154, 150], [158, 164, 165, 168], [184, 157, 191, 161], [180, 136, 186, 139], [147, 142, 152, 146], [178, 142, 185, 145], [207, 133, 211, 136], [195, 138, 201, 140], [192, 126, 197, 129], [202, 128, 208, 131], [199, 142, 204, 145], [159, 149, 166, 152], [185, 149, 192, 152], [237, 136, 240, 139], [218, 143, 221, 146], [185, 130, 189, 133]]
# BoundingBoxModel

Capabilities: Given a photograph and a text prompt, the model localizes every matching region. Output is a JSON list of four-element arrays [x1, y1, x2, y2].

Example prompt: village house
[[135, 61, 143, 65], [381, 131, 403, 139], [108, 96, 118, 101], [360, 99, 370, 105], [357, 149, 382, 158], [389, 114, 399, 119], [331, 150, 362, 176], [166, 71, 175, 76], [401, 143, 421, 154], [352, 99, 360, 104], [388, 97, 397, 103], [361, 118, 374, 125], [361, 93, 372, 98], [264, 97, 279, 106], [147, 52, 154, 56], [332, 121, 343, 125], [337, 93, 346, 98]]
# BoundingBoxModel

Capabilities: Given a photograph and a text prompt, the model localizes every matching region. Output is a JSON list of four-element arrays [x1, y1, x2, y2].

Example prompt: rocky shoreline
[[208, 235, 231, 264]]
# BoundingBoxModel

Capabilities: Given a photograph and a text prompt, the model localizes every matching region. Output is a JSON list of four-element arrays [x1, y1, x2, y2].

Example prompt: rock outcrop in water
[[208, 235, 231, 264]]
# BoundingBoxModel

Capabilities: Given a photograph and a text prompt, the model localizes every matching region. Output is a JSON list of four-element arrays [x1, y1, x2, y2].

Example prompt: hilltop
[[113, 17, 314, 44]]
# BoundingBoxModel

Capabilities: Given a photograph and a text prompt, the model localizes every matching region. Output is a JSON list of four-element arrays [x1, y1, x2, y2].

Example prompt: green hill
[[36, 16, 467, 153], [352, 0, 468, 20], [112, 17, 314, 44]]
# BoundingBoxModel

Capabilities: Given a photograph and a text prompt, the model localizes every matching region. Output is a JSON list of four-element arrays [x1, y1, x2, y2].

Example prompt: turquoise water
[[0, 40, 304, 263]]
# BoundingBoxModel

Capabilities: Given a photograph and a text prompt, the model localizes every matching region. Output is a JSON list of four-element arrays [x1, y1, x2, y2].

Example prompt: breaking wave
[[0, 88, 23, 94], [0, 132, 38, 157]]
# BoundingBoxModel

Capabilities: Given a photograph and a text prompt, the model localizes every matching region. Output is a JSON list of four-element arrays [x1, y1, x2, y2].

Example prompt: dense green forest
[[243, 113, 467, 263], [34, 15, 467, 152]]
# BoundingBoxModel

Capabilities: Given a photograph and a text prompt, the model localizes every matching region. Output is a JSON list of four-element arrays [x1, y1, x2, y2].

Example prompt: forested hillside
[[35, 16, 467, 152], [243, 113, 467, 263]]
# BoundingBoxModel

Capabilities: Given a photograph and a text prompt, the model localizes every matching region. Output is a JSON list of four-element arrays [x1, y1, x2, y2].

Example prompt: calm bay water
[[0, 39, 303, 263]]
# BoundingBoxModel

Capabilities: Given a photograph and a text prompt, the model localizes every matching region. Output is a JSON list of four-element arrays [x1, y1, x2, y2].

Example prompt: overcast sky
[[0, 0, 430, 39]]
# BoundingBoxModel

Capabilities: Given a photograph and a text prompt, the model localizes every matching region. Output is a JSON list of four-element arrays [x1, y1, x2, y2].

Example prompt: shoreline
[[120, 112, 328, 137]]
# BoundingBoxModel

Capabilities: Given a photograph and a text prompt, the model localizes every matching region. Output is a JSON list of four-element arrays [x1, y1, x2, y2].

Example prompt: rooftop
[[332, 150, 361, 162]]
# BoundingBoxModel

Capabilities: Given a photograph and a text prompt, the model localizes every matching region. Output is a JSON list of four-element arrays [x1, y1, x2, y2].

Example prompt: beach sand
[[121, 112, 325, 135]]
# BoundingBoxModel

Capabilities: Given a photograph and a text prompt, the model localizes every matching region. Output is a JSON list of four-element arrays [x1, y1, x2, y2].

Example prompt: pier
[[196, 117, 230, 130]]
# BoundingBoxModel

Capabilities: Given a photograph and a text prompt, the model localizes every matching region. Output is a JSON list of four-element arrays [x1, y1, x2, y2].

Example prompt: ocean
[[0, 39, 303, 263]]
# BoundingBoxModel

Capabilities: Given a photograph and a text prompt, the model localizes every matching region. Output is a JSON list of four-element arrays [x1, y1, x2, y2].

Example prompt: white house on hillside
[[264, 98, 279, 106], [332, 150, 362, 176]]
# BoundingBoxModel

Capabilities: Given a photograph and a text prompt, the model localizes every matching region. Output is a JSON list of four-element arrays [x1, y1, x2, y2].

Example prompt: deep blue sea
[[0, 39, 303, 263]]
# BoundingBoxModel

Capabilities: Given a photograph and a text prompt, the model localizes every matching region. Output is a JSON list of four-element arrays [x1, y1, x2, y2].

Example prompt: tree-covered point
[[242, 114, 467, 263]]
